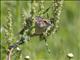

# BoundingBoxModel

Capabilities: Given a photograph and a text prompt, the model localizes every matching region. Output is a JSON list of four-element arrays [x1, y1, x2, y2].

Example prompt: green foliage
[[1, 1, 80, 60]]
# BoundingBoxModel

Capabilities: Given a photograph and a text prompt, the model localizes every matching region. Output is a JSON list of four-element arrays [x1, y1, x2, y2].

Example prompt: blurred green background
[[1, 1, 80, 60]]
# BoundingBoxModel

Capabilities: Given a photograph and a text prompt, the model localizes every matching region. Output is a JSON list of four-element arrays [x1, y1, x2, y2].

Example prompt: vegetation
[[1, 0, 80, 60]]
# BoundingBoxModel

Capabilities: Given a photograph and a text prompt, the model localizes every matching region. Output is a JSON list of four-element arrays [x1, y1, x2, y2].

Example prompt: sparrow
[[35, 16, 52, 35], [19, 16, 52, 35]]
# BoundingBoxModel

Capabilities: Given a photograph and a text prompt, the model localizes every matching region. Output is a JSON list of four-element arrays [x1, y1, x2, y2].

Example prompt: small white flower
[[16, 47, 21, 51], [24, 56, 30, 60], [67, 53, 74, 58]]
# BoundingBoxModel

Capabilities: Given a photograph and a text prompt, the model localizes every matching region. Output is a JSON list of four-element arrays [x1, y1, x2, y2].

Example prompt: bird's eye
[[44, 21, 47, 23]]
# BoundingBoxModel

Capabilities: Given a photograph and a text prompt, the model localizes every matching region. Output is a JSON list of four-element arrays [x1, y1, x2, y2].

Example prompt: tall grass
[[1, 1, 80, 60]]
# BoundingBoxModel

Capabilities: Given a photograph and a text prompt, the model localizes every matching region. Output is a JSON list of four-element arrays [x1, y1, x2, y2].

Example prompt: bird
[[35, 16, 52, 35], [19, 16, 52, 35]]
